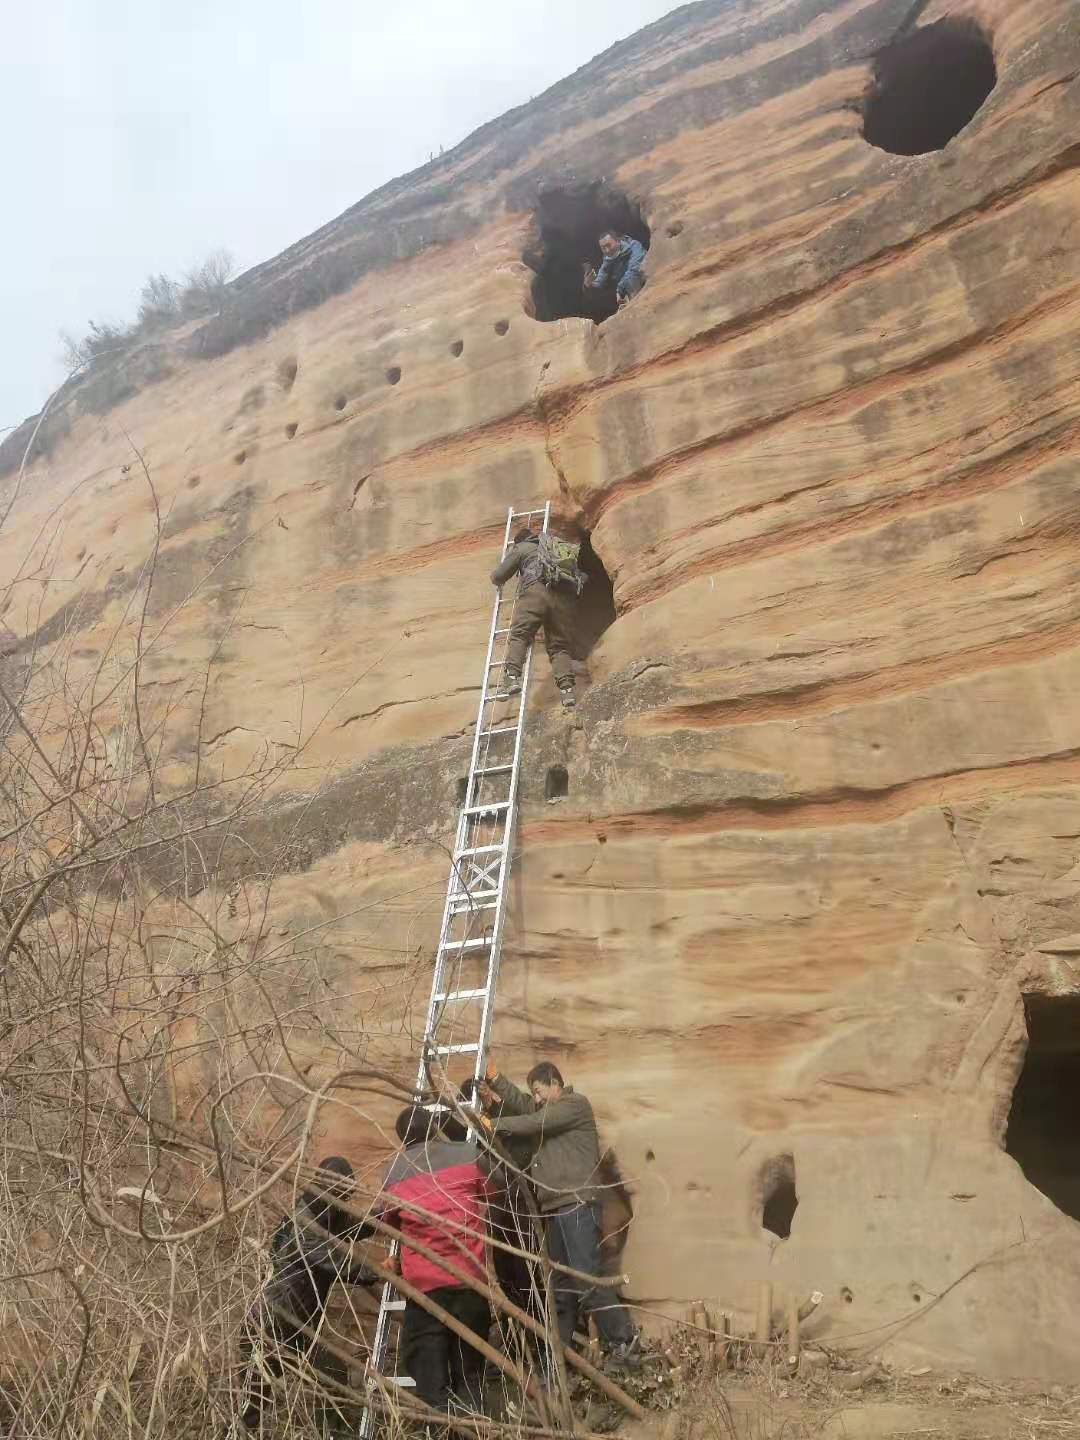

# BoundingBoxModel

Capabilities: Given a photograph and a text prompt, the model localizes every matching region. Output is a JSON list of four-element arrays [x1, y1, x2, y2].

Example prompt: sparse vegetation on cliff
[[58, 249, 235, 371]]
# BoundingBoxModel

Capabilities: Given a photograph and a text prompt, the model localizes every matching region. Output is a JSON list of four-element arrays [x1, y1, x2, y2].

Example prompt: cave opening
[[574, 532, 617, 657], [862, 18, 996, 156], [524, 183, 651, 324], [545, 766, 569, 801], [1006, 994, 1080, 1222], [759, 1154, 798, 1240]]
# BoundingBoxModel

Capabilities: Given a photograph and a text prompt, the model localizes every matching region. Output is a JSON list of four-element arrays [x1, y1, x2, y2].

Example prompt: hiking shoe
[[502, 668, 522, 696], [558, 683, 576, 710]]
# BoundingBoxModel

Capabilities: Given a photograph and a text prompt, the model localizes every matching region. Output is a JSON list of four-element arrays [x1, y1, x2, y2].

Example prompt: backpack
[[537, 533, 587, 595]]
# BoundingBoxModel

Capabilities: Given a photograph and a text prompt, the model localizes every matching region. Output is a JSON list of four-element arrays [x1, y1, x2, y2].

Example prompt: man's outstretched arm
[[585, 253, 614, 291], [491, 544, 524, 586]]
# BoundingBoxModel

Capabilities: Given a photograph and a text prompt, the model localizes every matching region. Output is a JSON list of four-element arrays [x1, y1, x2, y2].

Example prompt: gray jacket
[[490, 1074, 603, 1214], [490, 539, 542, 592]]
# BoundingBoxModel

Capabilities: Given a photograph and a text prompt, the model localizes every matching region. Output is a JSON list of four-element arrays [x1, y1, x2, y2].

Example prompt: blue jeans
[[545, 1203, 634, 1348]]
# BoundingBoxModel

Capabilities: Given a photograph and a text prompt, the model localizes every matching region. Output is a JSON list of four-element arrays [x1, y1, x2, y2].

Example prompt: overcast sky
[[0, 0, 680, 431]]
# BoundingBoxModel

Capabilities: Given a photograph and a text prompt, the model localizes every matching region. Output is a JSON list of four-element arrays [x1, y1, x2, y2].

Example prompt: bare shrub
[[179, 249, 235, 318], [0, 447, 432, 1435], [137, 272, 181, 330], [58, 320, 131, 371]]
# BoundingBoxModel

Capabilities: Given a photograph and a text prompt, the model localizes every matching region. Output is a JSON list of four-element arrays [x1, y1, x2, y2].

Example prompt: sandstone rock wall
[[4, 0, 1080, 1381]]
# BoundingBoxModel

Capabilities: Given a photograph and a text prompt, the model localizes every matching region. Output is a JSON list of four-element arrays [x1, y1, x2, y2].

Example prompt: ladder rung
[[479, 726, 518, 737], [434, 987, 489, 1002], [455, 843, 505, 858], [382, 1299, 407, 1312], [474, 764, 513, 775], [439, 936, 492, 952], [449, 897, 498, 911], [494, 628, 511, 636], [390, 1377, 416, 1388], [461, 801, 510, 816], [432, 1042, 480, 1055]]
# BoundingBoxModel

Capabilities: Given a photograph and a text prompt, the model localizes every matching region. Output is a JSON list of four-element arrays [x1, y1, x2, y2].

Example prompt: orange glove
[[476, 1113, 494, 1133], [484, 1057, 498, 1083]]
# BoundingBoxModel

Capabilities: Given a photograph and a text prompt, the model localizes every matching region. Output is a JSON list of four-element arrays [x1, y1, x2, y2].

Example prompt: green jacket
[[490, 1074, 602, 1214]]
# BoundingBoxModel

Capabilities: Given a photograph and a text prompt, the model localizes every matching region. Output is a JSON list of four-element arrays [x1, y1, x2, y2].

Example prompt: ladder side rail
[[412, 511, 517, 1093], [470, 500, 548, 1086]]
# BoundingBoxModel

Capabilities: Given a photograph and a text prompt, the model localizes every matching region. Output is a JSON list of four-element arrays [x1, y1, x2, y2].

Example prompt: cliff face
[[5, 0, 1080, 1381]]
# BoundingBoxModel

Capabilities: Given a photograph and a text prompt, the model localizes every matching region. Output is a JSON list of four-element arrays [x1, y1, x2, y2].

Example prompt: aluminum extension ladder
[[360, 501, 550, 1436]]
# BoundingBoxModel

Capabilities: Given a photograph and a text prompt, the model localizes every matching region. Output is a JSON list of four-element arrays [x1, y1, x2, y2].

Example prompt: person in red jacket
[[380, 1106, 494, 1414]]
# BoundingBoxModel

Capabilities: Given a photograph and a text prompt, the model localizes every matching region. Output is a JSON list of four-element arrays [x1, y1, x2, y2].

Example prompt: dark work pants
[[402, 1286, 491, 1413], [545, 1204, 634, 1349], [505, 585, 577, 685], [618, 271, 646, 301], [491, 1193, 543, 1322], [238, 1318, 350, 1431]]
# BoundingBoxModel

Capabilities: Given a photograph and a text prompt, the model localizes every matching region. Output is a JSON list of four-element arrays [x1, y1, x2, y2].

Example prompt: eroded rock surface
[[4, 0, 1080, 1381]]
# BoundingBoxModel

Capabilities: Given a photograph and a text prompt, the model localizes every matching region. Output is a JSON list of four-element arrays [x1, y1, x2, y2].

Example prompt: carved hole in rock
[[645, 1149, 656, 1163], [545, 765, 568, 801], [666, 221, 684, 238], [456, 776, 469, 805], [523, 181, 651, 324], [277, 357, 299, 391], [285, 423, 298, 439], [1005, 993, 1080, 1221], [757, 1154, 798, 1240], [186, 474, 201, 489], [234, 450, 247, 466], [494, 319, 510, 336], [334, 395, 347, 411], [862, 19, 996, 156], [450, 340, 464, 357], [386, 366, 402, 386], [841, 1287, 854, 1304], [575, 532, 617, 657]]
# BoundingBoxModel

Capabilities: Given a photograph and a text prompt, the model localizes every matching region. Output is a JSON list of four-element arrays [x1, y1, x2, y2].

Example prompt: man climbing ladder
[[491, 526, 588, 709]]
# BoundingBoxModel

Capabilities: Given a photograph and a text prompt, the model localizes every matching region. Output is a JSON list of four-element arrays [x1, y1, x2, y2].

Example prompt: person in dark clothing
[[238, 1156, 376, 1433], [460, 1077, 542, 1321], [380, 1106, 494, 1415], [490, 529, 586, 710], [584, 231, 647, 308], [483, 1059, 640, 1366]]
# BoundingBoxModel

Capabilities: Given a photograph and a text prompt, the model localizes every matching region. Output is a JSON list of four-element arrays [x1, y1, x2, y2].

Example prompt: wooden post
[[688, 1302, 707, 1367], [716, 1310, 731, 1370], [700, 1303, 716, 1366], [755, 1282, 773, 1346], [786, 1290, 800, 1370]]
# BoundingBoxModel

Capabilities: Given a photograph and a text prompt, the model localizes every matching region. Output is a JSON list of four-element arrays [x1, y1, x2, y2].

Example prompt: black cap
[[303, 1155, 353, 1225]]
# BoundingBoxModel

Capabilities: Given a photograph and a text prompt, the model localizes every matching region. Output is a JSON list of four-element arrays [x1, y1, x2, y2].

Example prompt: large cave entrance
[[862, 18, 997, 156], [1005, 994, 1080, 1222], [524, 183, 651, 324]]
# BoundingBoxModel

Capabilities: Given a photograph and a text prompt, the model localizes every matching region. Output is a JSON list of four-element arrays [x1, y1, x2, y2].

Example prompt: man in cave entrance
[[584, 230, 647, 309]]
